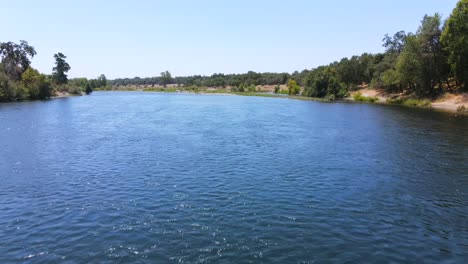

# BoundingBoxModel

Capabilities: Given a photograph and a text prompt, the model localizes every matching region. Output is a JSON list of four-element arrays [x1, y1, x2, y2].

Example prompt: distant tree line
[[0, 42, 108, 102], [2, 0, 466, 102], [110, 0, 467, 99], [110, 71, 290, 88]]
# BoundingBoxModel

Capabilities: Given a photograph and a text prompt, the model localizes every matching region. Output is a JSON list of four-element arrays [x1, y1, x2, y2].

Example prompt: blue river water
[[0, 92, 467, 263]]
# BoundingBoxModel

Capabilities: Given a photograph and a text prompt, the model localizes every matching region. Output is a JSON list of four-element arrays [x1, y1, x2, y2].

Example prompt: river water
[[0, 92, 467, 263]]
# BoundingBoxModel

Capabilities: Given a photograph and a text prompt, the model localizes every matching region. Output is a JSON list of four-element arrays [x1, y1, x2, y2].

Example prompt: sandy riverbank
[[349, 88, 468, 114], [52, 91, 86, 98]]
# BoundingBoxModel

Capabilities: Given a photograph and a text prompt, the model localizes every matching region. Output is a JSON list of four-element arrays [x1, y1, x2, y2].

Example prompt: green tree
[[97, 74, 107, 87], [394, 14, 447, 96], [303, 66, 347, 99], [0, 71, 17, 101], [274, 85, 281, 94], [287, 79, 300, 95], [69, 78, 88, 87], [160, 71, 172, 87], [85, 82, 93, 94], [396, 35, 423, 94], [21, 67, 51, 100], [371, 53, 400, 91], [441, 0, 468, 90], [52, 52, 71, 84], [417, 13, 448, 94], [0, 40, 36, 80], [381, 69, 402, 92], [383, 31, 407, 54]]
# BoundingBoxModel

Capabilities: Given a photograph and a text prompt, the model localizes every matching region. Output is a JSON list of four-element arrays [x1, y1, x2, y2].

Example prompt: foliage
[[287, 79, 301, 95], [392, 14, 447, 96], [274, 85, 281, 94], [65, 84, 82, 95], [386, 98, 404, 105], [302, 67, 347, 99], [402, 99, 431, 107], [160, 71, 172, 87], [21, 67, 52, 100], [380, 69, 402, 92], [111, 71, 290, 88], [386, 98, 431, 108], [247, 84, 256, 92], [52, 52, 71, 84], [0, 40, 36, 80], [441, 0, 468, 90], [335, 53, 377, 87], [0, 41, 97, 102], [97, 74, 107, 87], [0, 71, 18, 101], [231, 83, 256, 92], [85, 83, 93, 94], [382, 31, 407, 54], [352, 92, 379, 103]]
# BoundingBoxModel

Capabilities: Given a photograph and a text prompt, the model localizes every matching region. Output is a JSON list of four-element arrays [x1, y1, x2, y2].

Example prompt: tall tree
[[52, 52, 71, 84], [417, 13, 448, 94], [160, 71, 172, 87], [0, 40, 36, 80], [97, 74, 107, 87], [441, 0, 468, 90], [85, 82, 93, 94], [396, 35, 423, 94], [383, 31, 408, 54]]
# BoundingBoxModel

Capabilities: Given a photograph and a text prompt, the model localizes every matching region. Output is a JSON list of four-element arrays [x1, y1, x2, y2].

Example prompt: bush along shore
[[0, 41, 109, 102]]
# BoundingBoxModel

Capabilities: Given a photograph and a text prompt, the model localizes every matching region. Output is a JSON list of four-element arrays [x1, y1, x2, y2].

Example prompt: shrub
[[353, 92, 379, 102], [247, 84, 256, 92], [16, 84, 29, 100], [324, 94, 336, 101], [21, 68, 52, 99], [287, 79, 301, 95], [403, 99, 431, 108], [274, 85, 281, 94], [386, 98, 404, 104], [387, 97, 431, 108], [0, 72, 17, 101], [67, 85, 82, 95]]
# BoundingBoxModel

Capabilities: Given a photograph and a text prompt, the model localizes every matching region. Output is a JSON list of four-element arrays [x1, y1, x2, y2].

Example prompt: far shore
[[93, 86, 468, 115]]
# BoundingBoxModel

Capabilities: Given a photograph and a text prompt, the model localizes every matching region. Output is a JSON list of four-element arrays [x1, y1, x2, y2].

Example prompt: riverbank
[[347, 88, 468, 115], [53, 91, 75, 98], [0, 91, 84, 103]]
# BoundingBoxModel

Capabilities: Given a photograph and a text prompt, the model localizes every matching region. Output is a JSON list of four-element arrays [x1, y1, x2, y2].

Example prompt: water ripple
[[0, 92, 467, 263]]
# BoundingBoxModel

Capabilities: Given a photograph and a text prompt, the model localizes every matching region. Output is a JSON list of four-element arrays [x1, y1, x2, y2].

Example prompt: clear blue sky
[[0, 0, 458, 79]]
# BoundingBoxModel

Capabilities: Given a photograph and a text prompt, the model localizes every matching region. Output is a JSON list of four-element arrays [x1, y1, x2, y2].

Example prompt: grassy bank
[[386, 98, 432, 108]]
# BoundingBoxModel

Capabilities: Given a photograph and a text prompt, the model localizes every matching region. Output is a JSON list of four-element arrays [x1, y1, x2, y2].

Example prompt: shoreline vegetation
[[0, 42, 107, 102], [2, 0, 467, 115]]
